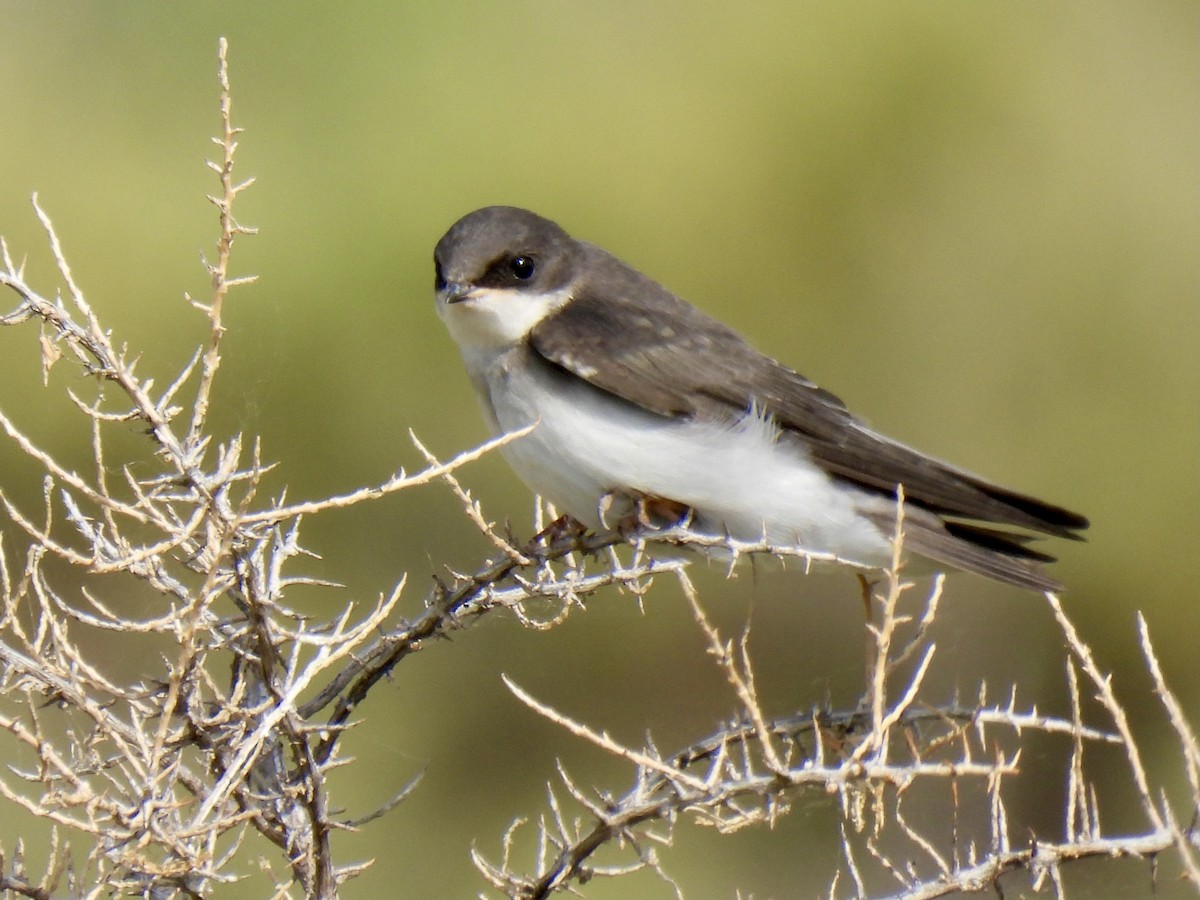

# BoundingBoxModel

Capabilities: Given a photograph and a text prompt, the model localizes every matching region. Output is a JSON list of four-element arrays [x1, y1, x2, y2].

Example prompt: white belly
[[474, 348, 892, 568]]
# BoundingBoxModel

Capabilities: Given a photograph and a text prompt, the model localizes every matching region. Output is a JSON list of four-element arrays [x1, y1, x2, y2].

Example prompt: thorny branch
[[0, 36, 1196, 900], [0, 38, 546, 898], [476, 541, 1200, 899]]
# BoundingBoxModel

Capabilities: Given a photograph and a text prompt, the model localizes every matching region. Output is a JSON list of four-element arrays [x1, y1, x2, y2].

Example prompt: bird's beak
[[441, 282, 478, 304]]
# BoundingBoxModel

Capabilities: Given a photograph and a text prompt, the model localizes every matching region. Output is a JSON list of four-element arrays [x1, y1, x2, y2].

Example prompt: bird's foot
[[527, 514, 589, 552], [599, 490, 694, 539]]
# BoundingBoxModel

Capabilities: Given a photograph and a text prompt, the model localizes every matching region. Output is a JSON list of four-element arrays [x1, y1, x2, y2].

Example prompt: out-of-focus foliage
[[1, 4, 1195, 897]]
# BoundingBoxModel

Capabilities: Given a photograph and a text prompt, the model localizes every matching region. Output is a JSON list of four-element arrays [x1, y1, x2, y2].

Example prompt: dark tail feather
[[943, 521, 1056, 562], [905, 518, 1064, 592], [867, 509, 1067, 592], [968, 478, 1090, 540]]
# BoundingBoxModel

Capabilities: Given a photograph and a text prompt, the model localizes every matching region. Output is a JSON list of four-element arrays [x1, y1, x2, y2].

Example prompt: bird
[[433, 206, 1087, 592]]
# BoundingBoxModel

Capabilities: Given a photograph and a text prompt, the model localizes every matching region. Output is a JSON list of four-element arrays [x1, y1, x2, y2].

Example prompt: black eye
[[509, 256, 536, 280], [434, 261, 447, 291]]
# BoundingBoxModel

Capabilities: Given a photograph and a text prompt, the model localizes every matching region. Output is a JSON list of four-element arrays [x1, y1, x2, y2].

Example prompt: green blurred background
[[1, 2, 1197, 897]]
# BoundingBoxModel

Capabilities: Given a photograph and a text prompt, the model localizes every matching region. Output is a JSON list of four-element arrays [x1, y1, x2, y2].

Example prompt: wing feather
[[528, 247, 1087, 542]]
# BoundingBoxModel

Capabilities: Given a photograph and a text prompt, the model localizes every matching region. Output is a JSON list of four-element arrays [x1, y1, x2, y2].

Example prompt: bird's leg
[[528, 513, 588, 552]]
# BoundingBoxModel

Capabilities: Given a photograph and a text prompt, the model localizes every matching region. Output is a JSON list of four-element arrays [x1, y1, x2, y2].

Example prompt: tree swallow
[[434, 206, 1087, 591]]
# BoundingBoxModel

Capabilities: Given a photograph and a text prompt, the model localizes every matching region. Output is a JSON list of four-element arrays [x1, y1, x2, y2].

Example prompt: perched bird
[[434, 206, 1087, 591]]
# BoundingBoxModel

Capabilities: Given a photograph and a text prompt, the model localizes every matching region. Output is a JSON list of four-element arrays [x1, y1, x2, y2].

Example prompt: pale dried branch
[[681, 572, 785, 774], [1044, 592, 1165, 831], [475, 515, 1200, 898], [1138, 612, 1200, 813], [0, 39, 394, 896], [188, 35, 259, 444], [237, 424, 536, 528]]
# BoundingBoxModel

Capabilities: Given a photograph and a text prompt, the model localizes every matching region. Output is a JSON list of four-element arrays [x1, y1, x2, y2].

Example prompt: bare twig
[[473, 516, 1200, 898]]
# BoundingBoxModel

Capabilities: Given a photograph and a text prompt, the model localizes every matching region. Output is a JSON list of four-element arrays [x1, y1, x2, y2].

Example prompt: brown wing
[[528, 247, 1088, 541]]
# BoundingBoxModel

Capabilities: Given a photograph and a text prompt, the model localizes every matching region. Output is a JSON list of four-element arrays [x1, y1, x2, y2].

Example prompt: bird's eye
[[509, 256, 536, 280], [434, 261, 447, 291]]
